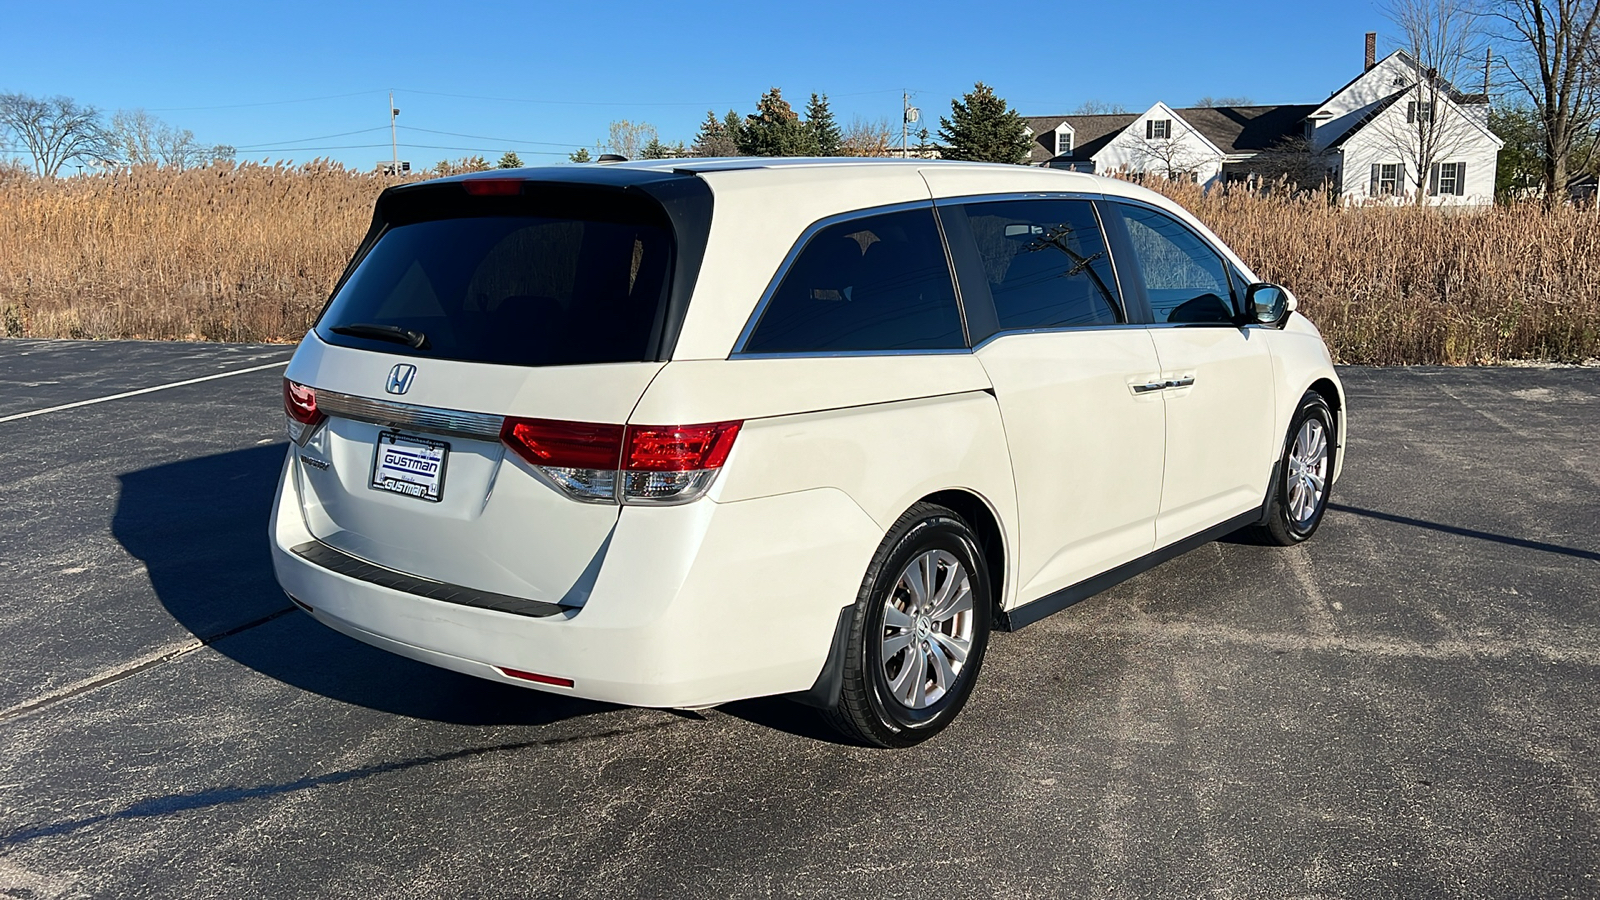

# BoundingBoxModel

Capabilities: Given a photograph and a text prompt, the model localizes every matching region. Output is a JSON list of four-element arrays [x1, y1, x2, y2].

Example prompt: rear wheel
[[823, 502, 992, 748], [1254, 392, 1335, 546]]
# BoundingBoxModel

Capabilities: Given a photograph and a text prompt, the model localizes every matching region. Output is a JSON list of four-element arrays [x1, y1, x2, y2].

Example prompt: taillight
[[500, 417, 743, 505], [283, 379, 325, 446], [621, 421, 742, 504], [499, 418, 624, 503]]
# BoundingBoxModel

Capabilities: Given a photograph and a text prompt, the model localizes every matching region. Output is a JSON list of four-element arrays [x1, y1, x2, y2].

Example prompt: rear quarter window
[[741, 207, 965, 354]]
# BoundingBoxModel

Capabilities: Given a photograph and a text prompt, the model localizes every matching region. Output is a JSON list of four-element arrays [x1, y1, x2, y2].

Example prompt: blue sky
[[2, 0, 1388, 170]]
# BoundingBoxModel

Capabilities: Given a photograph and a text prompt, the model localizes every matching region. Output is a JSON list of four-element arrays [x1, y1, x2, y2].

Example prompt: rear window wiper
[[329, 323, 430, 350]]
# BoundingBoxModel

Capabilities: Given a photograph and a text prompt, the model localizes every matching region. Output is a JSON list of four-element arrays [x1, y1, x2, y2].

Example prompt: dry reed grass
[[1142, 178, 1600, 364], [1, 164, 1597, 363]]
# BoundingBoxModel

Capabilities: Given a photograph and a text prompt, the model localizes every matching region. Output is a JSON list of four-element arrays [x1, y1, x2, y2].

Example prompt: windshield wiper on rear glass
[[329, 323, 430, 350]]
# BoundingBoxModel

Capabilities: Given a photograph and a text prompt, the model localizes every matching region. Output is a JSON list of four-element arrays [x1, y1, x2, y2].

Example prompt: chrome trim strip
[[315, 389, 504, 441], [729, 348, 972, 361], [971, 323, 1151, 352], [1130, 382, 1167, 395], [931, 190, 1105, 206], [729, 199, 941, 355]]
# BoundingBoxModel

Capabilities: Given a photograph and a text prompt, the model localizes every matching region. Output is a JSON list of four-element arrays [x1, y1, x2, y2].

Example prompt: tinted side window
[[962, 199, 1121, 331], [1120, 205, 1236, 324], [743, 207, 964, 354]]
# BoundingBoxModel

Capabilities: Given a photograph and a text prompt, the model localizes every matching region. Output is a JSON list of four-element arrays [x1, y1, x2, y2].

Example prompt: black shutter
[[1455, 161, 1467, 195], [1146, 119, 1154, 139], [1370, 164, 1381, 197], [1429, 163, 1441, 196]]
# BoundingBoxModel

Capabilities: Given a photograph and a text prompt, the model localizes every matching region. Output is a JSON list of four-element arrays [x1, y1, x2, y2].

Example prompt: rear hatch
[[282, 173, 711, 607]]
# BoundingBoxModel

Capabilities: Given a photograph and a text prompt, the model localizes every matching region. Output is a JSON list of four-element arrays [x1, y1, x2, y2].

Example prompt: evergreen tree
[[722, 110, 746, 155], [569, 147, 592, 163], [804, 93, 842, 156], [691, 110, 740, 157], [740, 88, 810, 157], [497, 150, 522, 169], [938, 82, 1032, 164], [641, 138, 670, 159]]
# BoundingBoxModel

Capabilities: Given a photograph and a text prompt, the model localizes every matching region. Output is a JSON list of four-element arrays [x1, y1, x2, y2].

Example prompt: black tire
[[1253, 391, 1336, 546], [822, 502, 992, 748]]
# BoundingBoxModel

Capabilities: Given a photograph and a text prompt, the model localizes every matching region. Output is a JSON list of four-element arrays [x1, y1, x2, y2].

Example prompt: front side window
[[1118, 205, 1236, 325], [742, 207, 965, 354], [1147, 119, 1172, 140], [962, 199, 1121, 332]]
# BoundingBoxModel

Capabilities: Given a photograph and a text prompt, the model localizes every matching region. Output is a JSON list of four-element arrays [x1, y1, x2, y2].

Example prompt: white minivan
[[270, 159, 1344, 746]]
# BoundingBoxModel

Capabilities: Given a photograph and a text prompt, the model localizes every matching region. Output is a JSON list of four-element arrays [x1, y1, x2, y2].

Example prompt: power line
[[400, 126, 585, 148], [233, 126, 391, 149], [148, 90, 386, 112]]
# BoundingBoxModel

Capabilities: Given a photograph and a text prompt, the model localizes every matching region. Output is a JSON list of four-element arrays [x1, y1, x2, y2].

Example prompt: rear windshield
[[317, 193, 675, 367]]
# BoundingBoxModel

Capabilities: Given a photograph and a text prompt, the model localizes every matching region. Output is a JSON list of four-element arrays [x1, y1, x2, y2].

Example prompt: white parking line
[[0, 358, 290, 424]]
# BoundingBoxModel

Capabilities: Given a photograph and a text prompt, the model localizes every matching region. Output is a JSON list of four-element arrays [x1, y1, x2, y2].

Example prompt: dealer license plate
[[369, 431, 448, 502]]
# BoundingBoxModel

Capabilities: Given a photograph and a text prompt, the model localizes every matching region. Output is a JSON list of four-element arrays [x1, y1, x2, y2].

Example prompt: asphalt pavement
[[0, 339, 1596, 899]]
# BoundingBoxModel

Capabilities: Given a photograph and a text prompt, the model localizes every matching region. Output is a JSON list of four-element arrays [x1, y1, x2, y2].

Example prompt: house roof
[[1023, 113, 1138, 164], [1025, 104, 1317, 164], [1324, 90, 1409, 149]]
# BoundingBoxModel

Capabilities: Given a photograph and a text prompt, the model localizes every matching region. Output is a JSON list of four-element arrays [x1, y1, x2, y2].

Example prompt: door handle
[[1165, 376, 1195, 389], [1130, 382, 1167, 394]]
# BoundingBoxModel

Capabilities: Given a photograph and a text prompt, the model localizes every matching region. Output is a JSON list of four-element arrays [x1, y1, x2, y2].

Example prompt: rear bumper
[[269, 449, 881, 708]]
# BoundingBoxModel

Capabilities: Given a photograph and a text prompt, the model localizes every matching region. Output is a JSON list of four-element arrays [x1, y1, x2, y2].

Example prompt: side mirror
[[1246, 283, 1296, 326]]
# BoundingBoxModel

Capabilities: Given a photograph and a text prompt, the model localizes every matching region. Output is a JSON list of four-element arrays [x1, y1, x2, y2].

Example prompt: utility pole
[[901, 91, 919, 159], [389, 91, 400, 176]]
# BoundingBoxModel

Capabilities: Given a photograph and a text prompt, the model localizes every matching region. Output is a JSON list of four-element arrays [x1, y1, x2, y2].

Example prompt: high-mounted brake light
[[283, 378, 325, 445], [461, 179, 522, 196], [500, 417, 743, 505]]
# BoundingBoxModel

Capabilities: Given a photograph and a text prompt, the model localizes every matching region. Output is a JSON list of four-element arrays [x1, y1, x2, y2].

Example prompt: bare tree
[[1377, 0, 1488, 204], [1242, 136, 1337, 195], [596, 120, 658, 160], [1127, 131, 1210, 180], [1486, 0, 1600, 202], [109, 109, 234, 170], [1072, 100, 1130, 115], [0, 93, 113, 176], [840, 116, 894, 157], [1194, 95, 1254, 107]]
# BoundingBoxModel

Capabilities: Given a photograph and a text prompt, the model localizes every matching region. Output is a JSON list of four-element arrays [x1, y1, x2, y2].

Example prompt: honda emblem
[[385, 363, 417, 395]]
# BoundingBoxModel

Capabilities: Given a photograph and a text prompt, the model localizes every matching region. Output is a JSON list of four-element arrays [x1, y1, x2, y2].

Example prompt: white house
[[1025, 37, 1502, 206]]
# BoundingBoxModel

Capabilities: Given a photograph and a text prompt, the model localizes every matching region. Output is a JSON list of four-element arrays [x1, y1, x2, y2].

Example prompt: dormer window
[[1146, 119, 1172, 140], [1407, 102, 1434, 124], [1054, 126, 1073, 156]]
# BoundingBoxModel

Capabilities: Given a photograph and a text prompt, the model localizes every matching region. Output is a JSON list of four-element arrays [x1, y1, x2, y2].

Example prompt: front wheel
[[1253, 392, 1336, 545], [822, 502, 992, 748]]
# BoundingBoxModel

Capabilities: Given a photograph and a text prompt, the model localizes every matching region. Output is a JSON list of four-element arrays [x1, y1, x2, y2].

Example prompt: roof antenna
[[597, 154, 628, 164]]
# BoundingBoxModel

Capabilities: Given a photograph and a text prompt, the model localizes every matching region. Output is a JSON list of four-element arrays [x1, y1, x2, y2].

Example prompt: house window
[[1146, 119, 1172, 140], [1407, 102, 1434, 124], [1056, 128, 1072, 155], [1378, 163, 1400, 196], [1434, 161, 1466, 196]]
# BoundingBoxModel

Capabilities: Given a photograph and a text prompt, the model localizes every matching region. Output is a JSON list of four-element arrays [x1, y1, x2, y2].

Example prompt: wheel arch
[[920, 489, 1008, 628], [1306, 376, 1345, 481]]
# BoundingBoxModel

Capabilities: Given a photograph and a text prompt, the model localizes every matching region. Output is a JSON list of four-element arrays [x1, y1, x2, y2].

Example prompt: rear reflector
[[498, 667, 574, 688], [462, 179, 522, 196]]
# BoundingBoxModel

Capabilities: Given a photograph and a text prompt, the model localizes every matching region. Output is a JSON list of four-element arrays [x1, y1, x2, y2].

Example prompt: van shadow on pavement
[[111, 443, 607, 727]]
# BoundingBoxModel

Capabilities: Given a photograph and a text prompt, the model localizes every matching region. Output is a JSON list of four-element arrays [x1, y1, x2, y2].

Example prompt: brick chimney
[[1365, 32, 1377, 72]]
